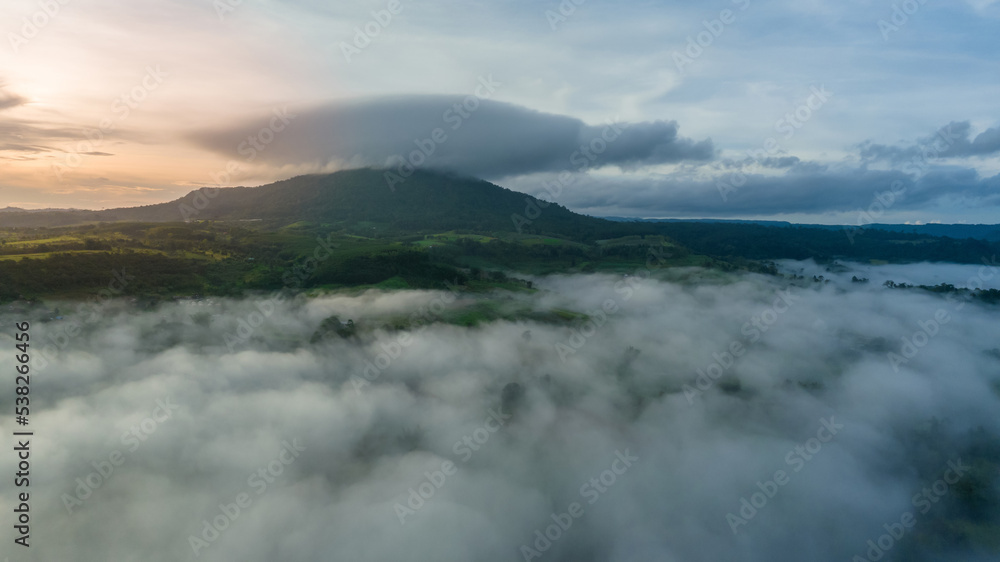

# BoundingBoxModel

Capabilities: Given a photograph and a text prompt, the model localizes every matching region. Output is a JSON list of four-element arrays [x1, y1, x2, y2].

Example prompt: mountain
[[2, 168, 999, 270], [0, 169, 620, 239], [840, 223, 1000, 241], [603, 217, 1000, 242], [3, 168, 1000, 303], [602, 217, 797, 227], [0, 206, 85, 214], [7, 170, 999, 244]]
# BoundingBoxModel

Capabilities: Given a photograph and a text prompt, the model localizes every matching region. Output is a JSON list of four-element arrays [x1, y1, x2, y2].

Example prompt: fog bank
[[1, 265, 998, 562]]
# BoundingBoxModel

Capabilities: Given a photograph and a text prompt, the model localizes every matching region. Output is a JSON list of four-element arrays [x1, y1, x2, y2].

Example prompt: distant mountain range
[[0, 169, 612, 238], [1, 168, 998, 266], [0, 206, 86, 214], [602, 217, 1000, 242], [4, 171, 997, 243]]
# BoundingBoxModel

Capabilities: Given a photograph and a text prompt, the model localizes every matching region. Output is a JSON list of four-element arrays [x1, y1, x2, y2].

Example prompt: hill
[[604, 217, 1000, 242], [2, 168, 1000, 303], [0, 169, 623, 240]]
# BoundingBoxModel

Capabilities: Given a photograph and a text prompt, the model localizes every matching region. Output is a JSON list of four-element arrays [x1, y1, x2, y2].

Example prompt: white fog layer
[[1, 263, 998, 562]]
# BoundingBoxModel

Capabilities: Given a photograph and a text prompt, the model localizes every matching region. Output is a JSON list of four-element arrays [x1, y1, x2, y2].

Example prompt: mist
[[1, 263, 998, 562]]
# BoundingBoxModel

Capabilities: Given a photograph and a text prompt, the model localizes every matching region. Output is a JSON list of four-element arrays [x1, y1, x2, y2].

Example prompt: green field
[[0, 219, 766, 303]]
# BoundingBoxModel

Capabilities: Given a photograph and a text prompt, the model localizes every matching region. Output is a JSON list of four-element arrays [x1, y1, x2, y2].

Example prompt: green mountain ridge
[[0, 169, 616, 239], [2, 168, 1000, 304]]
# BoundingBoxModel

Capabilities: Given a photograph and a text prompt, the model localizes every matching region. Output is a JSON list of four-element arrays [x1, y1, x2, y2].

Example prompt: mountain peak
[[0, 168, 604, 237]]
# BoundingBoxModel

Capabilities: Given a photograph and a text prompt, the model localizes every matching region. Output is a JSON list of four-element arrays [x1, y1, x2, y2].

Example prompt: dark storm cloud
[[188, 95, 715, 178], [860, 121, 1000, 163], [718, 156, 802, 170], [512, 164, 1000, 217], [754, 156, 801, 169]]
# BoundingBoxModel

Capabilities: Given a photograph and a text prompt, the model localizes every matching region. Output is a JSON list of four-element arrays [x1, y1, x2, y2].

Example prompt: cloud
[[0, 85, 59, 157], [1, 266, 998, 561], [507, 163, 1000, 217], [754, 156, 801, 169], [0, 84, 27, 112], [185, 102, 996, 220], [0, 120, 89, 156], [0, 143, 49, 153], [860, 121, 1000, 163], [187, 96, 715, 179]]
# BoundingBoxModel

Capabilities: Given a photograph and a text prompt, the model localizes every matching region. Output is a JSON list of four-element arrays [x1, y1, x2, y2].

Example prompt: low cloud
[[860, 121, 1000, 163], [188, 96, 715, 179], [1, 264, 998, 561], [509, 164, 1000, 217]]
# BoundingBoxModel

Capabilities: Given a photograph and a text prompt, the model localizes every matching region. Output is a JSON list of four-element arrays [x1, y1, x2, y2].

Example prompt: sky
[[1, 0, 998, 223]]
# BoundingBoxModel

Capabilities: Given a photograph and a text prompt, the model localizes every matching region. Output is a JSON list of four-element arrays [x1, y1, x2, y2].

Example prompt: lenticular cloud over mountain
[[188, 96, 715, 180], [3, 266, 998, 562]]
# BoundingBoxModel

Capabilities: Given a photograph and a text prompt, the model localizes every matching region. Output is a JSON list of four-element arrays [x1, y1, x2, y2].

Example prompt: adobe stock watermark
[[726, 417, 843, 534], [340, 0, 404, 63], [851, 458, 969, 561], [350, 278, 465, 394], [899, 122, 959, 177], [279, 232, 341, 290], [843, 181, 906, 244], [212, 0, 246, 21], [31, 269, 134, 374], [180, 105, 294, 220], [188, 438, 306, 556], [51, 65, 167, 180], [518, 449, 639, 560], [222, 230, 338, 352], [60, 397, 180, 514], [553, 299, 620, 362], [959, 255, 1000, 299], [672, 0, 751, 72], [554, 246, 673, 362], [940, 254, 1000, 315], [7, 0, 72, 54], [510, 117, 628, 233], [885, 254, 999, 372], [878, 0, 930, 41], [886, 308, 951, 373], [393, 407, 511, 524], [772, 86, 834, 141], [717, 85, 832, 202], [221, 293, 287, 352], [683, 287, 799, 403], [225, 229, 458, 354], [544, 0, 587, 31], [383, 75, 502, 191]]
